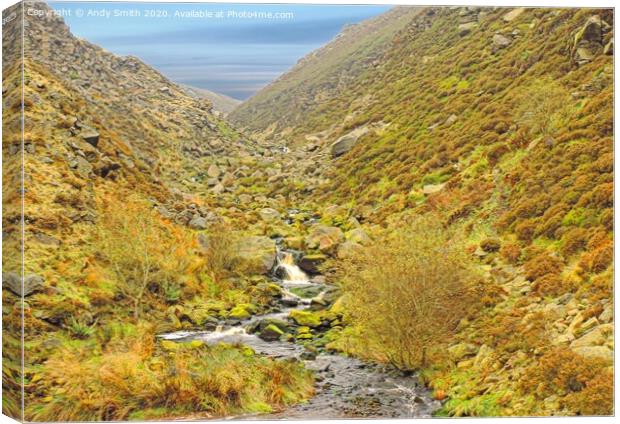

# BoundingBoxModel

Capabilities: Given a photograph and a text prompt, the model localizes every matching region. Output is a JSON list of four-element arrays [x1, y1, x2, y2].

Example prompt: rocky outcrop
[[572, 15, 607, 65]]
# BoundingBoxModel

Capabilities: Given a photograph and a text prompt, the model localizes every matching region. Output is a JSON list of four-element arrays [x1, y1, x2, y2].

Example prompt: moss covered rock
[[289, 310, 322, 328]]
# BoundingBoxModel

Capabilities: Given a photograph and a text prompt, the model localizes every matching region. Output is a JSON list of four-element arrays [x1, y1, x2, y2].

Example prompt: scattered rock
[[188, 216, 208, 230], [207, 164, 221, 178], [492, 33, 512, 48], [330, 127, 369, 157], [458, 22, 477, 36], [503, 8, 525, 22], [2, 273, 45, 296], [603, 39, 613, 55], [422, 183, 445, 195], [211, 183, 225, 194], [80, 127, 100, 147], [598, 304, 613, 323], [259, 208, 281, 222], [444, 114, 458, 126], [73, 156, 93, 177], [298, 254, 328, 274], [34, 233, 61, 246]]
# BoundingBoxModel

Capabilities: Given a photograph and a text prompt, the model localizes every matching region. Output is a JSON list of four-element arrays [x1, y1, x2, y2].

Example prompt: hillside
[[229, 6, 423, 141], [2, 1, 614, 420], [180, 84, 242, 115], [232, 6, 614, 417], [3, 2, 314, 420]]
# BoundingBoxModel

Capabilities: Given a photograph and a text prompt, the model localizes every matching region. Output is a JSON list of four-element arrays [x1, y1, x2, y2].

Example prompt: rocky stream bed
[[160, 249, 440, 419]]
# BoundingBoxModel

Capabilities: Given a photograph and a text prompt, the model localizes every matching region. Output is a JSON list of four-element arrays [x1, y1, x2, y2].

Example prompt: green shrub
[[335, 216, 476, 369]]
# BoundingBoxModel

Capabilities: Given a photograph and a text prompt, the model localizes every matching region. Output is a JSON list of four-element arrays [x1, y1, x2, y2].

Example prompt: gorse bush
[[335, 216, 476, 369]]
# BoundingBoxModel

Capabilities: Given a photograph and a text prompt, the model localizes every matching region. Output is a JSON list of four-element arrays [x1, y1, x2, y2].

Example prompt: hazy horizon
[[50, 1, 391, 99]]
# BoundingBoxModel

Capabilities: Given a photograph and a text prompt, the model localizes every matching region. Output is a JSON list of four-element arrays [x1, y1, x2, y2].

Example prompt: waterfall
[[277, 251, 309, 282]]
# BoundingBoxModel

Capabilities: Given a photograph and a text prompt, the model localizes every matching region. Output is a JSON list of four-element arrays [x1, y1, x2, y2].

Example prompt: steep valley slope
[[2, 1, 614, 420], [231, 5, 614, 417]]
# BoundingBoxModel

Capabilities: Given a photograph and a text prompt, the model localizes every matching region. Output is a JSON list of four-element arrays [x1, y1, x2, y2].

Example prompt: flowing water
[[160, 248, 439, 419]]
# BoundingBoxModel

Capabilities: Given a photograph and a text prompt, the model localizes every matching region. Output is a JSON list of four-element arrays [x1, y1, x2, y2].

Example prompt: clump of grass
[[27, 323, 314, 421]]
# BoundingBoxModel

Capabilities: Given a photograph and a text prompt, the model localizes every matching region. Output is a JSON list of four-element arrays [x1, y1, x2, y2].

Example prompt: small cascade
[[276, 251, 309, 283]]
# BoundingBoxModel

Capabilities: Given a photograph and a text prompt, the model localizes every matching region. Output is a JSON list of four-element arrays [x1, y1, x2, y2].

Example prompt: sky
[[49, 2, 391, 100]]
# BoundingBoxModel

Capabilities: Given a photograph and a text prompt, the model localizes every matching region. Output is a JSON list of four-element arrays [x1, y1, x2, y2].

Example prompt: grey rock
[[80, 127, 100, 147], [3, 273, 45, 296], [234, 236, 277, 275], [259, 208, 280, 222], [330, 127, 369, 158], [493, 33, 512, 48], [458, 22, 477, 36], [188, 216, 208, 230]]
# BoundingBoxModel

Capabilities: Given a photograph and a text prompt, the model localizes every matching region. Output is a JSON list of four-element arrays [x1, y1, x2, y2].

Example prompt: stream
[[160, 248, 439, 419]]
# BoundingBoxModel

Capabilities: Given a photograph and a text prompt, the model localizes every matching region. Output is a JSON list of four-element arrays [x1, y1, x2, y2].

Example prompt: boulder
[[207, 164, 221, 178], [492, 33, 512, 48], [234, 236, 277, 275], [575, 15, 602, 45], [259, 324, 285, 341], [285, 236, 305, 251], [259, 208, 280, 222], [298, 254, 328, 274], [337, 241, 363, 259], [473, 344, 494, 368], [228, 304, 254, 320], [573, 15, 604, 64], [2, 273, 44, 296], [458, 22, 477, 36], [422, 183, 445, 195], [305, 225, 345, 253], [502, 8, 525, 22], [188, 216, 208, 230], [80, 127, 100, 147], [572, 346, 613, 364], [289, 309, 322, 328], [330, 127, 369, 158], [571, 324, 613, 348]]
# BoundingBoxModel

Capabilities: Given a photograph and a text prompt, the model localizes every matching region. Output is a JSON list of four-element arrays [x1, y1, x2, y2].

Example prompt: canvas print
[[1, 0, 614, 420]]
